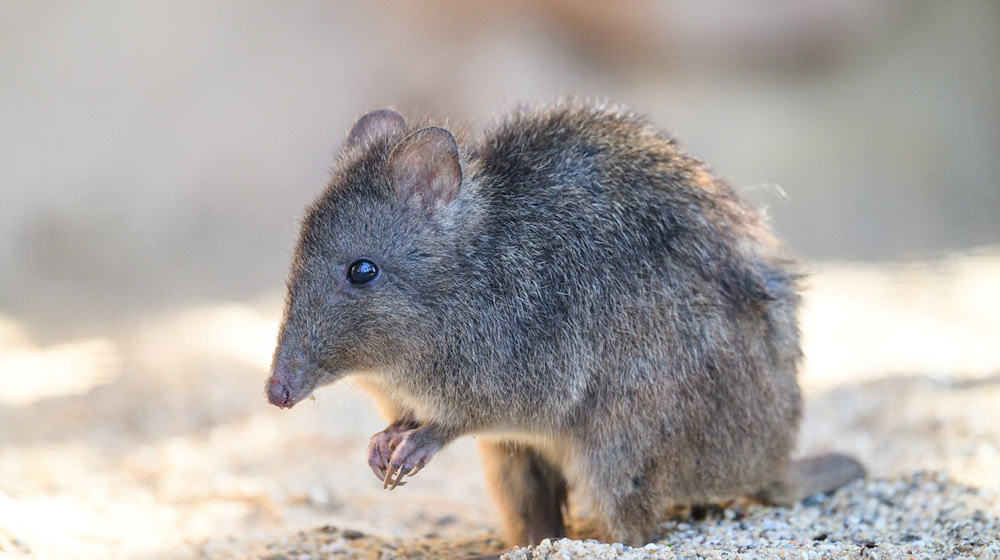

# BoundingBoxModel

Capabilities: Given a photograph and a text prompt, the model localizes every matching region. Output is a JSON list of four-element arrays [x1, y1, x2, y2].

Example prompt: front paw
[[381, 426, 444, 490], [367, 421, 418, 485]]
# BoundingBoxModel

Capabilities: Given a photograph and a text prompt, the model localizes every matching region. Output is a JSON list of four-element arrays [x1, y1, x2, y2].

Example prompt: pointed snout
[[268, 327, 332, 408], [266, 375, 297, 408], [266, 354, 313, 409]]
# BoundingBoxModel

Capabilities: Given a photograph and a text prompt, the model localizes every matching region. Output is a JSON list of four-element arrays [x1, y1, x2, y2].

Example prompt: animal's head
[[267, 109, 464, 408]]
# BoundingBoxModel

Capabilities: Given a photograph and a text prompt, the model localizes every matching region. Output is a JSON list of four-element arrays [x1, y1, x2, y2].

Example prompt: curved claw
[[391, 464, 413, 490], [383, 463, 409, 489], [382, 464, 394, 489]]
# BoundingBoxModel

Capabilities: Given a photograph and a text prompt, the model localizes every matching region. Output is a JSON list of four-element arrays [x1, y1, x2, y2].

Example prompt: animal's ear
[[346, 109, 406, 147], [387, 127, 462, 211]]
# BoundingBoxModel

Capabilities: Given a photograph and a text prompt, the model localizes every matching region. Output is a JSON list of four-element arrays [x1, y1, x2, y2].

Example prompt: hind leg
[[593, 481, 661, 546], [479, 440, 567, 546], [576, 443, 665, 546]]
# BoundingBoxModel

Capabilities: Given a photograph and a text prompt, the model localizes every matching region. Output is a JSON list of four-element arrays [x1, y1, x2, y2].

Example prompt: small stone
[[435, 514, 457, 527]]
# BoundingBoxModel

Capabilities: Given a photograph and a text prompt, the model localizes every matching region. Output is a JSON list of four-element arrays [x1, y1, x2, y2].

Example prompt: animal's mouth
[[265, 367, 318, 409], [266, 376, 299, 408], [266, 363, 342, 408]]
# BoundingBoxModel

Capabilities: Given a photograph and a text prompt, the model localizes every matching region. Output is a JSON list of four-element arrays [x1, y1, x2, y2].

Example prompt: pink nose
[[266, 376, 296, 408]]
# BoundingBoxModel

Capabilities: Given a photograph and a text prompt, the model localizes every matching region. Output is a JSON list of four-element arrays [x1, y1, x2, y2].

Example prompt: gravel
[[183, 471, 998, 559], [503, 472, 1000, 559]]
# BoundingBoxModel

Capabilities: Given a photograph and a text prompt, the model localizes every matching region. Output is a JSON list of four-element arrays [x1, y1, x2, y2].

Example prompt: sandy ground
[[1, 249, 998, 559]]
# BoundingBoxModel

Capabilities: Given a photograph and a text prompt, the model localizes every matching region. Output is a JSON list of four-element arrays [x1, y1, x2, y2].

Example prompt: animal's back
[[469, 104, 803, 508]]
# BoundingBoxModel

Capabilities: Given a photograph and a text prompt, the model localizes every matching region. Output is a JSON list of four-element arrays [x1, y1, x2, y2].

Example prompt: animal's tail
[[755, 453, 866, 505]]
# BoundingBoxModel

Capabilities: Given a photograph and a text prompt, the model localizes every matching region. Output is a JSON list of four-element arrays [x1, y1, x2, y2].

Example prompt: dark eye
[[347, 259, 379, 285]]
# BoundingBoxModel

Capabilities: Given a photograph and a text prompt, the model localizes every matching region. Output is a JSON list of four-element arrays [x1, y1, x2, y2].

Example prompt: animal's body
[[267, 103, 863, 548]]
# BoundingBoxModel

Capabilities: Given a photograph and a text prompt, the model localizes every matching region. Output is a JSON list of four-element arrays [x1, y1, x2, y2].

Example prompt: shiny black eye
[[347, 259, 379, 285]]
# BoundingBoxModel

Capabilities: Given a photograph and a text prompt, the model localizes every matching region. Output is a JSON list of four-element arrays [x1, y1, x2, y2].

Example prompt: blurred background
[[1, 1, 998, 558]]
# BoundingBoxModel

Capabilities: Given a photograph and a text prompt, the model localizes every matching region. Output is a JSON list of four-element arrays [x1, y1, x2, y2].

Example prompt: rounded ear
[[388, 127, 462, 212], [346, 109, 406, 147]]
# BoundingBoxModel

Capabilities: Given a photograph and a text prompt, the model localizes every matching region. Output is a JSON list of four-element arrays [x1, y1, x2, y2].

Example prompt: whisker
[[261, 242, 294, 255]]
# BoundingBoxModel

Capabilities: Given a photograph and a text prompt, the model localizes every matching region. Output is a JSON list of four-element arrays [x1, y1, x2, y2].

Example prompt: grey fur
[[266, 102, 864, 547]]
